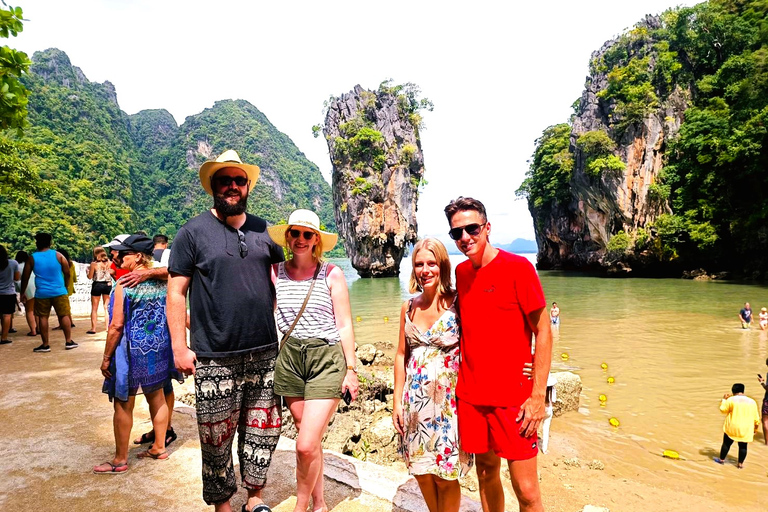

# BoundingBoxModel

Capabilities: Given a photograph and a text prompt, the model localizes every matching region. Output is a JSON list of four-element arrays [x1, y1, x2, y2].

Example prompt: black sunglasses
[[236, 229, 248, 258], [448, 222, 486, 241], [117, 251, 137, 258], [288, 229, 316, 240], [214, 176, 249, 187]]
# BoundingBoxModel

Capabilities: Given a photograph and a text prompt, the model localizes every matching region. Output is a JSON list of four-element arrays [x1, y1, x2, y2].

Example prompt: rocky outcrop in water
[[322, 84, 428, 277], [526, 17, 688, 272]]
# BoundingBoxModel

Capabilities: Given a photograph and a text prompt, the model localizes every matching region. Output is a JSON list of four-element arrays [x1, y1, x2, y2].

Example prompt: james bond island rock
[[320, 82, 432, 277], [518, 3, 768, 277]]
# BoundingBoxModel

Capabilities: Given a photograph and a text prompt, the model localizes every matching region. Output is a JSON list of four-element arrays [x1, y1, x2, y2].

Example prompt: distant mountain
[[500, 238, 538, 253], [0, 48, 335, 259], [446, 238, 537, 255]]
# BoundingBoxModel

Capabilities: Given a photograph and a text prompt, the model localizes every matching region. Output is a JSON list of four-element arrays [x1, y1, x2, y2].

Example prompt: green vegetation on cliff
[[0, 49, 335, 260], [519, 0, 768, 276]]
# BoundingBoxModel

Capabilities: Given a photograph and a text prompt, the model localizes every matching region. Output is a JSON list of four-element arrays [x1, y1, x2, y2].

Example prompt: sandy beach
[[0, 313, 763, 512]]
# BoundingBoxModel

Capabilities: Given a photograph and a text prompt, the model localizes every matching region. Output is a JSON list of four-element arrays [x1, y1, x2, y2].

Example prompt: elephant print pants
[[195, 348, 282, 505]]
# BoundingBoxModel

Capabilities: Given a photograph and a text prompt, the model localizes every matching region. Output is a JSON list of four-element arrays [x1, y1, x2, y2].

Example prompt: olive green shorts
[[274, 337, 345, 400], [34, 294, 71, 318]]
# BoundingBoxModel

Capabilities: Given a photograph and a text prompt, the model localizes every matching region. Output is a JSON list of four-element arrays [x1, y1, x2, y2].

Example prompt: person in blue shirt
[[19, 233, 78, 352], [739, 303, 753, 329]]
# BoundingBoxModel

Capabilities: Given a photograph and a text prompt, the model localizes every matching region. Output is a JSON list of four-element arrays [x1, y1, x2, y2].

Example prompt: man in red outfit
[[444, 196, 552, 512]]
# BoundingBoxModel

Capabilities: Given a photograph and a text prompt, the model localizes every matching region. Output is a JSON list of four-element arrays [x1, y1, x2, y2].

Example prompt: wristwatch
[[346, 365, 358, 373]]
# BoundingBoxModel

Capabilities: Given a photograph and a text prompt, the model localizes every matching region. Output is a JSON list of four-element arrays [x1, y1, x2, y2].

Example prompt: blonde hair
[[133, 252, 154, 269], [409, 237, 453, 301], [285, 227, 324, 263], [93, 246, 108, 262]]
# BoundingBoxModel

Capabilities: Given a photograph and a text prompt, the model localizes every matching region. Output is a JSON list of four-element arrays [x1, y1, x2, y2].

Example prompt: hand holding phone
[[342, 389, 353, 405]]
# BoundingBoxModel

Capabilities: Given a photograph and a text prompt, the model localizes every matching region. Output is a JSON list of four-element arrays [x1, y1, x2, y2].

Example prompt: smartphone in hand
[[342, 389, 353, 405]]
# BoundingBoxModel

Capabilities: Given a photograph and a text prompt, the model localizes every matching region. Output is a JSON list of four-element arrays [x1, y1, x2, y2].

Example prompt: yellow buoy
[[662, 449, 680, 460], [607, 376, 615, 384], [601, 363, 608, 370], [383, 316, 389, 322], [561, 352, 569, 361], [356, 316, 362, 322], [609, 417, 620, 427], [598, 394, 607, 402]]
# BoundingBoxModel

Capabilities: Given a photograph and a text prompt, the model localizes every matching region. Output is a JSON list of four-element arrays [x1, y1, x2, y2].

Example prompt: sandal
[[137, 448, 169, 460], [93, 461, 128, 474], [134, 427, 177, 447], [26, 332, 37, 336], [8, 328, 16, 333], [86, 331, 96, 334]]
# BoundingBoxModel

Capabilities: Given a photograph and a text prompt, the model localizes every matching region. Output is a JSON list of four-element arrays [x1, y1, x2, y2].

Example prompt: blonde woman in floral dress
[[393, 237, 472, 512]]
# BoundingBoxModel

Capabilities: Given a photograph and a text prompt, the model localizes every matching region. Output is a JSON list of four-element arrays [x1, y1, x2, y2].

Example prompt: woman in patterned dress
[[93, 235, 182, 474], [393, 237, 472, 512]]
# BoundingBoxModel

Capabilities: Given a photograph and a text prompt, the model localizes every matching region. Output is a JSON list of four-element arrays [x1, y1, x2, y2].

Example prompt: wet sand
[[0, 314, 763, 511]]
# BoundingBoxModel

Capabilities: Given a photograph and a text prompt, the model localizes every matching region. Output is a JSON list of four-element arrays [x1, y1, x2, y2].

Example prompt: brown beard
[[214, 189, 249, 217]]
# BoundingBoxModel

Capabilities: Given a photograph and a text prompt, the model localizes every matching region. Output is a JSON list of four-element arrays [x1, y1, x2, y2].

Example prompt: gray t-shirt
[[169, 211, 284, 358], [0, 260, 20, 295]]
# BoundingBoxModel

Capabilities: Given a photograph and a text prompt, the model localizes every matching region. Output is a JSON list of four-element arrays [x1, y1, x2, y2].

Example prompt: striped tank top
[[275, 261, 341, 344]]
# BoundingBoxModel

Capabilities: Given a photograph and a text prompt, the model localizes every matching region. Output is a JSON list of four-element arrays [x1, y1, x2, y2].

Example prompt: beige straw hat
[[268, 209, 338, 252], [199, 149, 260, 196]]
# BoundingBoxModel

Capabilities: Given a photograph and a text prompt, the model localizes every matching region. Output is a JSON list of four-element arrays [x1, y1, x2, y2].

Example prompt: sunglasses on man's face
[[448, 222, 486, 241], [288, 229, 316, 240], [117, 251, 137, 258], [214, 176, 249, 187]]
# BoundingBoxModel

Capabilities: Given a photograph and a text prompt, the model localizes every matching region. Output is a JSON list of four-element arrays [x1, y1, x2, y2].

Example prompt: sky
[[16, 0, 693, 246]]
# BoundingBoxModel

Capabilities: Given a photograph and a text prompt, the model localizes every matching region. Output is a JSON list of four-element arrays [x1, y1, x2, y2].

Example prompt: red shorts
[[458, 399, 538, 461]]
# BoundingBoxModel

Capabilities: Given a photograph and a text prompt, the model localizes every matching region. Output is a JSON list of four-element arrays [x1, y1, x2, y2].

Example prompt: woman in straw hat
[[760, 307, 768, 330], [268, 209, 359, 512]]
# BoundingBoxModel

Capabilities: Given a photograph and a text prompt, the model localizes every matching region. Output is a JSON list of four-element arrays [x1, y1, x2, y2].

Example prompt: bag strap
[[279, 262, 322, 350]]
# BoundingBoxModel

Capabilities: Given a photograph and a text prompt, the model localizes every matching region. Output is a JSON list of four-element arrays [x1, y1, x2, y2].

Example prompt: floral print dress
[[400, 298, 473, 479]]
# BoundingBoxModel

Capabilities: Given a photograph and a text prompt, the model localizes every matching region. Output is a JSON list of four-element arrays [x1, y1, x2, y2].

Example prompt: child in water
[[759, 307, 767, 330], [714, 383, 760, 468]]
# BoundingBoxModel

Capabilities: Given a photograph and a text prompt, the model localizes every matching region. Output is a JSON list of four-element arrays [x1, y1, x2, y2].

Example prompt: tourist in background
[[444, 197, 552, 512], [87, 246, 112, 334], [549, 302, 560, 327], [759, 308, 767, 331], [14, 251, 37, 336], [739, 302, 753, 329], [713, 383, 760, 468], [269, 208, 359, 512], [93, 235, 182, 474], [53, 248, 76, 330], [393, 237, 471, 512], [152, 234, 171, 267], [757, 363, 768, 445], [0, 245, 20, 345], [104, 234, 130, 281], [168, 150, 283, 512], [19, 233, 78, 352]]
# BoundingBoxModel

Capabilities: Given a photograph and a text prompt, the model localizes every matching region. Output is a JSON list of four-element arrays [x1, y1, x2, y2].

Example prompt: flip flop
[[8, 328, 16, 333], [26, 332, 37, 336], [242, 504, 272, 512], [137, 448, 169, 460], [93, 461, 128, 474], [86, 331, 97, 334]]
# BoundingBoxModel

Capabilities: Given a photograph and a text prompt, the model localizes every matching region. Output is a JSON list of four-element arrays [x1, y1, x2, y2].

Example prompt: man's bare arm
[[517, 306, 553, 437], [168, 273, 195, 375], [119, 266, 169, 288]]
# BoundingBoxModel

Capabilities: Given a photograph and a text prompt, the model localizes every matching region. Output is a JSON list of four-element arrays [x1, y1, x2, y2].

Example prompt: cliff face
[[323, 85, 425, 277], [531, 17, 688, 271]]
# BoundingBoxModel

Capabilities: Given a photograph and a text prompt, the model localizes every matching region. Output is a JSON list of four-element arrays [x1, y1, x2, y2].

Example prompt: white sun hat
[[267, 209, 338, 253]]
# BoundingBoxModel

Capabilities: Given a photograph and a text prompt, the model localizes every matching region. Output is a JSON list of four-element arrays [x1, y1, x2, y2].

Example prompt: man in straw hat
[[167, 149, 284, 512]]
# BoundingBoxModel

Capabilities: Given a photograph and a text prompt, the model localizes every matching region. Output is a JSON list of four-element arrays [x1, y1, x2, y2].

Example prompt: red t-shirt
[[110, 261, 129, 279], [455, 249, 546, 407]]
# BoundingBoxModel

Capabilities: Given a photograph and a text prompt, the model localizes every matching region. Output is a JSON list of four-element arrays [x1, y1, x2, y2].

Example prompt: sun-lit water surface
[[332, 254, 768, 498]]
